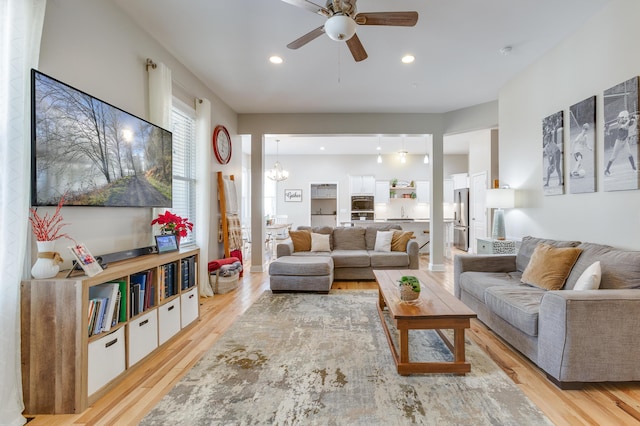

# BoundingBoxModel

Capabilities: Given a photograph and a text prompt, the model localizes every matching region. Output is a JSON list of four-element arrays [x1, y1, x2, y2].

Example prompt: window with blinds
[[171, 103, 196, 245]]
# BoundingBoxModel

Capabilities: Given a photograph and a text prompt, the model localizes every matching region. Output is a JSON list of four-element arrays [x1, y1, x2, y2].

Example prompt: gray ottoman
[[269, 256, 334, 293]]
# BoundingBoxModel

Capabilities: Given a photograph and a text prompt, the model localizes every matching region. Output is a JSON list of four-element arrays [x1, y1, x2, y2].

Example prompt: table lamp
[[486, 187, 515, 240]]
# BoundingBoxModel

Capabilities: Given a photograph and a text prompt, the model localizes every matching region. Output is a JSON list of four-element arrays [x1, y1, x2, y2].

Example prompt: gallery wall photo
[[603, 76, 640, 192], [569, 96, 596, 194], [542, 111, 564, 196]]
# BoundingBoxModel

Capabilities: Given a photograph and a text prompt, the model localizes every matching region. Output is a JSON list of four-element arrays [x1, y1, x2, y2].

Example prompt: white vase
[[31, 240, 60, 279]]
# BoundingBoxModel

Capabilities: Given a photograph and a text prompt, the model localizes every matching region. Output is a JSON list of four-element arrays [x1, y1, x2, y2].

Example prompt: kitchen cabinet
[[444, 179, 454, 203], [349, 175, 375, 195], [452, 173, 469, 190], [416, 181, 429, 204], [374, 181, 389, 203], [311, 183, 337, 227], [311, 215, 336, 227]]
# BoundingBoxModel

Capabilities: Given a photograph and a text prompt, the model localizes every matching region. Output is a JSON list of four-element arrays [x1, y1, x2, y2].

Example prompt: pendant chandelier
[[266, 139, 289, 181]]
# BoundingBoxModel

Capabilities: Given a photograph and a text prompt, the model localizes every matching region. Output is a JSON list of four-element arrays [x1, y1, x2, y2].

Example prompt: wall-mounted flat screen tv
[[31, 69, 172, 207]]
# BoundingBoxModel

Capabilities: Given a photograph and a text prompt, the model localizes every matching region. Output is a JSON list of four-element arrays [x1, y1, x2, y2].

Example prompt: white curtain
[[195, 99, 212, 297], [147, 60, 172, 234], [0, 1, 47, 425]]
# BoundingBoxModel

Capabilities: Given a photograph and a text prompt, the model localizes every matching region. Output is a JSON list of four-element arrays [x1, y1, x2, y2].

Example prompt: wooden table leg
[[399, 328, 409, 364], [454, 328, 465, 363]]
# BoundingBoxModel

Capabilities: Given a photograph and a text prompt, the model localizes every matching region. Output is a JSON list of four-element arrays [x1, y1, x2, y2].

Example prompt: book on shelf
[[88, 282, 119, 333], [117, 280, 127, 323]]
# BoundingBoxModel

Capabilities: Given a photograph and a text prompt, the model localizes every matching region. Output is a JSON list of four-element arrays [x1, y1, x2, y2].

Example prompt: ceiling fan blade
[[280, 0, 330, 17], [346, 34, 368, 62], [354, 11, 418, 26], [287, 26, 326, 49]]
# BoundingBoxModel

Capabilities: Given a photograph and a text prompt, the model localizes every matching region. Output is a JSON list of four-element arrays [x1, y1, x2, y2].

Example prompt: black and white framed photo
[[603, 76, 640, 191], [284, 189, 302, 202], [569, 96, 596, 194], [542, 110, 564, 196]]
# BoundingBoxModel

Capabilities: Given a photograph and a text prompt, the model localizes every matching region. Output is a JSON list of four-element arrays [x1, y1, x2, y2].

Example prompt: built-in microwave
[[351, 195, 374, 211]]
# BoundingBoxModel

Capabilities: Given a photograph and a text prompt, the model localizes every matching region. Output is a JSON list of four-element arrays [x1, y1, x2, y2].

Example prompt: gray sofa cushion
[[459, 271, 523, 302], [566, 242, 640, 290], [516, 236, 581, 272], [369, 251, 409, 268], [331, 250, 370, 268], [365, 225, 401, 250], [484, 285, 546, 337], [333, 227, 366, 250]]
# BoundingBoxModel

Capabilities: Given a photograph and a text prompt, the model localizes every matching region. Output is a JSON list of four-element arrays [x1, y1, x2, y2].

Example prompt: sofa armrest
[[406, 240, 419, 269], [538, 289, 640, 384], [453, 254, 516, 298], [276, 241, 293, 258]]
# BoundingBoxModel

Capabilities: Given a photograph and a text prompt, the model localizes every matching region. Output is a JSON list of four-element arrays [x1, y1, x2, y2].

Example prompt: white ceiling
[[113, 0, 610, 155]]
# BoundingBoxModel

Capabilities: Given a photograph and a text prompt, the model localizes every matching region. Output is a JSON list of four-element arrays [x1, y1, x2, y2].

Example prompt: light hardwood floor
[[26, 253, 640, 425]]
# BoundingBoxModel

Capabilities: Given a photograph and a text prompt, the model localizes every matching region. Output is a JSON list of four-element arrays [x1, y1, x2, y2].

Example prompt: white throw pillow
[[573, 261, 602, 290], [374, 230, 394, 252], [310, 232, 331, 252]]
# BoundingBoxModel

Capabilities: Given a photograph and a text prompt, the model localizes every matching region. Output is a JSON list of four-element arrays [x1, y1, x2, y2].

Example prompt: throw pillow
[[521, 243, 582, 290], [573, 261, 602, 290], [310, 232, 331, 252], [391, 230, 414, 252], [374, 230, 394, 252], [289, 229, 311, 252]]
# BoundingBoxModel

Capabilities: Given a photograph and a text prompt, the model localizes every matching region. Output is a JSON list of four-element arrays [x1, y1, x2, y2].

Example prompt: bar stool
[[420, 230, 430, 250]]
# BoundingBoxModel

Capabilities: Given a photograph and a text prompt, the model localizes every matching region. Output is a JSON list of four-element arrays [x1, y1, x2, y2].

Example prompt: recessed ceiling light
[[401, 55, 415, 64], [320, 146, 325, 151], [269, 56, 283, 64]]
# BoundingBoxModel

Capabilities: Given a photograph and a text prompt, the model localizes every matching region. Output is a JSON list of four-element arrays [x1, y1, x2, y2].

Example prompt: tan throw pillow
[[391, 231, 414, 252], [521, 243, 582, 290], [311, 232, 331, 252], [289, 230, 311, 252]]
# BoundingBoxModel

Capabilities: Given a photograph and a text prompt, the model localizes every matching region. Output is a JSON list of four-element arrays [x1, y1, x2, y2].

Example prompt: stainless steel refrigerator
[[453, 188, 469, 251]]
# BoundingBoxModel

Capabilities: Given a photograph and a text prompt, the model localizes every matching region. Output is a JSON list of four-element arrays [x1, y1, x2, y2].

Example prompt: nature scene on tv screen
[[32, 70, 172, 207]]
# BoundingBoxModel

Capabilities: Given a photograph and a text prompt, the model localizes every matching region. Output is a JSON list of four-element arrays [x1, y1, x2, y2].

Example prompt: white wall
[[38, 0, 239, 266], [499, 0, 640, 249]]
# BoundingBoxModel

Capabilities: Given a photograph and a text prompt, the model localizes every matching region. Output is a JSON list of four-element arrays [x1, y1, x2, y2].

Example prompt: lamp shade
[[324, 15, 356, 41], [485, 188, 515, 209]]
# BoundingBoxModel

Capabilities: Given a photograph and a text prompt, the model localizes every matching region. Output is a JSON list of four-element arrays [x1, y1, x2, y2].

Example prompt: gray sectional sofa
[[276, 224, 419, 280], [454, 236, 640, 388]]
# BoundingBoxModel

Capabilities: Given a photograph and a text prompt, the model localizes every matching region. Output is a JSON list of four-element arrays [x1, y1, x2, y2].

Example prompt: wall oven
[[351, 196, 374, 212]]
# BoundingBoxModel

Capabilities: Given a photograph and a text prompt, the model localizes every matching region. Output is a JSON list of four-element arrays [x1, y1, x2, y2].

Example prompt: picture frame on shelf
[[68, 243, 103, 277], [284, 189, 302, 202], [155, 234, 179, 254]]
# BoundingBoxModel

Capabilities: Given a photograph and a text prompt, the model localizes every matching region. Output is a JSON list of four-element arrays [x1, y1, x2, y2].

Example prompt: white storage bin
[[87, 327, 125, 395], [158, 299, 181, 345], [127, 309, 158, 367], [181, 287, 199, 328], [210, 271, 239, 294]]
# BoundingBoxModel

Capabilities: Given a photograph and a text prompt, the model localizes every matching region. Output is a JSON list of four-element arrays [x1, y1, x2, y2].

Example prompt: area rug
[[141, 291, 552, 425]]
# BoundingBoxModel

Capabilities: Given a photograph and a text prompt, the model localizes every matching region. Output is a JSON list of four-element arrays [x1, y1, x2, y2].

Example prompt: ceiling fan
[[281, 0, 418, 62]]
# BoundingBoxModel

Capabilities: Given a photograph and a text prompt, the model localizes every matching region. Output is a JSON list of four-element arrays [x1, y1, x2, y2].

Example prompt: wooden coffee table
[[374, 270, 477, 375]]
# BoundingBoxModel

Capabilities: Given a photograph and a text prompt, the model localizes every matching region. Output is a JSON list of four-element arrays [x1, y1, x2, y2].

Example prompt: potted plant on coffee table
[[398, 275, 420, 301]]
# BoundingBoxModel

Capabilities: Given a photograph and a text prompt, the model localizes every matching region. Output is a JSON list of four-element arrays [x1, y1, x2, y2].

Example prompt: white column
[[429, 132, 445, 271]]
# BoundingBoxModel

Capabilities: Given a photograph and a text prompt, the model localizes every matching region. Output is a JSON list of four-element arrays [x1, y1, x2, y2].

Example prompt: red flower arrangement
[[151, 211, 193, 238], [28, 195, 72, 241]]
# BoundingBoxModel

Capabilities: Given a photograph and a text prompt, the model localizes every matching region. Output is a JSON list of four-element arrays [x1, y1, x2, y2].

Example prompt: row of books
[[88, 260, 196, 336], [181, 256, 197, 290], [130, 270, 155, 317], [88, 281, 126, 336], [159, 262, 178, 300]]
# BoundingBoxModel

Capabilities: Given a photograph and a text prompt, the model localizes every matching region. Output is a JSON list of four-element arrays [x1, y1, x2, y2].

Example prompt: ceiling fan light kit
[[324, 14, 356, 41], [281, 0, 418, 62]]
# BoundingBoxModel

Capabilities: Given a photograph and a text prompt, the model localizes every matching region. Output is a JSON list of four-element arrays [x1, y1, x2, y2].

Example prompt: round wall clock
[[212, 125, 232, 164]]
